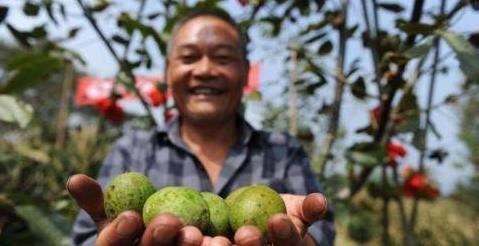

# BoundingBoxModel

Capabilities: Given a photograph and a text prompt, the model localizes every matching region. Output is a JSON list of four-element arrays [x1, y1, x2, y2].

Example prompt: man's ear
[[164, 60, 169, 86], [242, 61, 250, 87]]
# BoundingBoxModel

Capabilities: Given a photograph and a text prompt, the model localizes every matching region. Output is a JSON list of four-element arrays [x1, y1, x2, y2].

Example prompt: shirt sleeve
[[71, 136, 131, 246], [285, 139, 336, 246]]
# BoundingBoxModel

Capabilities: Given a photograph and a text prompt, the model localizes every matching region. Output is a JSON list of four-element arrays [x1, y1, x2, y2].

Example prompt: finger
[[234, 225, 265, 246], [210, 236, 232, 246], [266, 214, 301, 246], [301, 193, 328, 226], [96, 211, 144, 246], [201, 236, 212, 246], [140, 213, 183, 246], [176, 225, 203, 246], [67, 174, 108, 230]]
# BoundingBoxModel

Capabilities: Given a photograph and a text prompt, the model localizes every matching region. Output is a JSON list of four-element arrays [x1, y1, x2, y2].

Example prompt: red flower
[[164, 108, 178, 123], [402, 170, 439, 199], [238, 0, 249, 6], [95, 98, 126, 123], [148, 89, 167, 107], [370, 106, 381, 125], [386, 142, 407, 166]]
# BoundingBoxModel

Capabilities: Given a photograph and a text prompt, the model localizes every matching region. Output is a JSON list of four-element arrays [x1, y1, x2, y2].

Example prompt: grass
[[335, 197, 479, 245]]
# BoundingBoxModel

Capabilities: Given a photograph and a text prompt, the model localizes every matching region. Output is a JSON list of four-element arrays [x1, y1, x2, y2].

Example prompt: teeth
[[191, 88, 221, 95]]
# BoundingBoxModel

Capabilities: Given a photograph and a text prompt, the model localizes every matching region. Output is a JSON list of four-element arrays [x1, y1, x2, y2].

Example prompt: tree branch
[[350, 0, 425, 198], [318, 0, 349, 178], [75, 0, 156, 125], [410, 0, 446, 228]]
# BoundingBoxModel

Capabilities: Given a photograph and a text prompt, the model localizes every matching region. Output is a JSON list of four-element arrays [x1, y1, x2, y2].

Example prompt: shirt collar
[[157, 114, 255, 149]]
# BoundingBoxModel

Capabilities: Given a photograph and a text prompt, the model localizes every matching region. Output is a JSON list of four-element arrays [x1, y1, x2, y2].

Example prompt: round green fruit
[[225, 185, 249, 207], [201, 192, 231, 237], [228, 185, 286, 235], [104, 172, 156, 220], [142, 186, 209, 231]]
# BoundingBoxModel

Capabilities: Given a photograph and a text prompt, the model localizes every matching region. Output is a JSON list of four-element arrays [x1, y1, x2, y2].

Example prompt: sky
[[1, 0, 477, 194]]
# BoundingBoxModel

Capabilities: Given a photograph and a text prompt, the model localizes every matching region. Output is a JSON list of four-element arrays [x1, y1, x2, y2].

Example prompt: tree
[[1, 0, 479, 244]]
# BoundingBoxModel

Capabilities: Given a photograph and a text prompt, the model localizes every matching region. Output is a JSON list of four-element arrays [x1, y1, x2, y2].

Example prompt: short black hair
[[166, 8, 249, 63]]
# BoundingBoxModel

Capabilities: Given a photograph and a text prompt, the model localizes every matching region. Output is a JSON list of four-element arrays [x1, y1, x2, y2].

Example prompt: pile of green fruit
[[103, 172, 287, 237]]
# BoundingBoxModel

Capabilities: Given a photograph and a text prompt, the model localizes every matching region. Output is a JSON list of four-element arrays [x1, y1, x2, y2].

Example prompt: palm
[[68, 174, 327, 246]]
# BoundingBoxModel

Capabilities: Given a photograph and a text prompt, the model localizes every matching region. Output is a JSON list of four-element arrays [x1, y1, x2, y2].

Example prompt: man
[[68, 9, 335, 246]]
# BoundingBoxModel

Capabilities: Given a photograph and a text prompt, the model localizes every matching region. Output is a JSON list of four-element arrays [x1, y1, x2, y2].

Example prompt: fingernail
[[116, 215, 138, 236], [66, 176, 72, 192], [273, 218, 293, 239], [152, 225, 174, 243]]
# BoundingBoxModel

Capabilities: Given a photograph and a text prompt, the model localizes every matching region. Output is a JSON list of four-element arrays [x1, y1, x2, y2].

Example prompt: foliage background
[[1, 0, 479, 245]]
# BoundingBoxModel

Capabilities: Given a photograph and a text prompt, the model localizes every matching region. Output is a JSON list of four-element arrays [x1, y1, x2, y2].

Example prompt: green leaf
[[295, 0, 311, 16], [404, 41, 433, 59], [428, 119, 442, 139], [396, 90, 420, 133], [396, 20, 437, 35], [0, 95, 33, 128], [68, 27, 81, 38], [60, 48, 86, 65], [147, 12, 163, 20], [346, 142, 387, 167], [303, 32, 327, 44], [377, 3, 404, 13], [6, 23, 31, 48], [23, 2, 40, 16], [117, 13, 166, 54], [300, 19, 328, 36], [112, 34, 129, 45], [469, 32, 479, 48], [15, 205, 70, 246], [30, 25, 47, 39], [89, 2, 110, 12], [347, 24, 359, 38], [437, 30, 479, 84], [246, 91, 262, 101], [0, 52, 64, 94], [261, 16, 283, 36], [302, 80, 326, 96], [318, 40, 333, 55], [314, 0, 326, 10], [43, 0, 58, 25], [59, 3, 66, 20], [413, 129, 425, 151], [0, 5, 8, 23], [351, 76, 367, 99]]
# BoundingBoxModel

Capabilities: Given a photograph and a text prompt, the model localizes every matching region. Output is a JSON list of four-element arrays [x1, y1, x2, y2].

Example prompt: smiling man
[[68, 9, 335, 246]]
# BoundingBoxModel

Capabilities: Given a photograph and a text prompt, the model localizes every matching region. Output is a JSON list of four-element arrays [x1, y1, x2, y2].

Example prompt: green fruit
[[143, 186, 209, 231], [201, 192, 231, 237], [228, 185, 286, 235], [104, 172, 156, 220], [225, 186, 249, 207]]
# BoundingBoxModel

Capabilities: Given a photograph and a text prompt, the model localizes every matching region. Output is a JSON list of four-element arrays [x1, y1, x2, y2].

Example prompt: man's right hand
[[66, 174, 231, 246]]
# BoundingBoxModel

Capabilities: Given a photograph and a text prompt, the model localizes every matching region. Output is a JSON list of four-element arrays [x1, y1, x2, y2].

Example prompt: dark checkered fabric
[[72, 116, 335, 245]]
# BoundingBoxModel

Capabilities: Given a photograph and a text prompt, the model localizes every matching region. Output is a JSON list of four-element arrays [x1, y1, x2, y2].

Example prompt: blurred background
[[0, 0, 478, 245]]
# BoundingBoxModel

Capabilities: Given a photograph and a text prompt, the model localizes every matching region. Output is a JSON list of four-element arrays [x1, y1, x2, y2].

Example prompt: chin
[[183, 111, 234, 125]]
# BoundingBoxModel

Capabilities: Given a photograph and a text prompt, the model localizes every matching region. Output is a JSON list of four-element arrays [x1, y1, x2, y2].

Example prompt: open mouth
[[189, 87, 224, 96]]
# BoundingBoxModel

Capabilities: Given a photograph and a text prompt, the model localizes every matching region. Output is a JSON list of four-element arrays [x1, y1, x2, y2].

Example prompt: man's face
[[166, 16, 248, 125]]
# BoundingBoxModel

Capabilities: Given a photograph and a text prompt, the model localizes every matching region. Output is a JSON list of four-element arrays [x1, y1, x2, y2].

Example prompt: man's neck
[[180, 117, 238, 148], [179, 116, 239, 185]]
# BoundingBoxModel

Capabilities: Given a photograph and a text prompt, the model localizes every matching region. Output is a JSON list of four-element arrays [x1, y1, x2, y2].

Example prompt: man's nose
[[192, 57, 218, 78]]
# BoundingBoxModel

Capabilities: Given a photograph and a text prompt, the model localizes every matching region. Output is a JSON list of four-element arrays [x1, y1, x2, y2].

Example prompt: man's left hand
[[233, 193, 328, 246]]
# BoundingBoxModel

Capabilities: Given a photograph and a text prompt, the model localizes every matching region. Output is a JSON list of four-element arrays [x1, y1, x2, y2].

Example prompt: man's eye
[[215, 56, 233, 64], [180, 55, 197, 63]]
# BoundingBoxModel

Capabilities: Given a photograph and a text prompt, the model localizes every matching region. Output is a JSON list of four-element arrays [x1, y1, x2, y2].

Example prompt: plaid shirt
[[72, 116, 335, 245]]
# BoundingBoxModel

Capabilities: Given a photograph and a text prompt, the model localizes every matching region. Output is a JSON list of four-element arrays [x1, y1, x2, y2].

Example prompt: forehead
[[173, 16, 241, 49]]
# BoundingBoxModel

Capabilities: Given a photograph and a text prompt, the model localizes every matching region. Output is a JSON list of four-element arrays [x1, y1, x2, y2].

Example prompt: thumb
[[301, 193, 328, 227], [67, 174, 108, 230]]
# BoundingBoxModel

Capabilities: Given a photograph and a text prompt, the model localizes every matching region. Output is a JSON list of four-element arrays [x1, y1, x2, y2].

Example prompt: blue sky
[[1, 0, 477, 194]]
